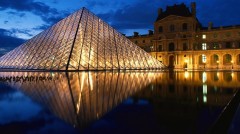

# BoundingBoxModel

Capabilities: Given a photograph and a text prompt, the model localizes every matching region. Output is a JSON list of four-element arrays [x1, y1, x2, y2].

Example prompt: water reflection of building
[[136, 71, 239, 106], [128, 2, 240, 70], [0, 71, 157, 128], [128, 71, 239, 133]]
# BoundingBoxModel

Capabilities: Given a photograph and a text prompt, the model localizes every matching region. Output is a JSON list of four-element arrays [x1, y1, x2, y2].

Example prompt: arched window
[[182, 23, 188, 31], [159, 26, 163, 33], [199, 55, 207, 64], [223, 54, 232, 64], [211, 54, 219, 64], [170, 25, 175, 32]]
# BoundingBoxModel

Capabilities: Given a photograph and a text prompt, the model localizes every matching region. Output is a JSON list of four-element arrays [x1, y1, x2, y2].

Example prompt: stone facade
[[128, 2, 240, 70]]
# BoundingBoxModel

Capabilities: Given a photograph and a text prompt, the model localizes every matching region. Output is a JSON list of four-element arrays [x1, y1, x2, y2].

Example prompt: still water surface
[[0, 71, 240, 134]]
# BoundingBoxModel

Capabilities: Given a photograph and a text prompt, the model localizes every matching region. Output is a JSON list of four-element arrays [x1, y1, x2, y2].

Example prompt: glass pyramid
[[0, 8, 164, 71]]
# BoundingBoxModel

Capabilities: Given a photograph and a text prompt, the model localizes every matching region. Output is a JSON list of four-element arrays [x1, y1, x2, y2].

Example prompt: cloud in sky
[[0, 0, 71, 27], [0, 28, 26, 56]]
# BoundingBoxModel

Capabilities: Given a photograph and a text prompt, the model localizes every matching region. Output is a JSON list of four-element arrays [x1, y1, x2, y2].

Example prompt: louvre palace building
[[128, 2, 240, 70]]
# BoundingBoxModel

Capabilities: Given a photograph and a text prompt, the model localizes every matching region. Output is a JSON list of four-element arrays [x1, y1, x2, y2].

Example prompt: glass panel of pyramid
[[0, 8, 164, 71]]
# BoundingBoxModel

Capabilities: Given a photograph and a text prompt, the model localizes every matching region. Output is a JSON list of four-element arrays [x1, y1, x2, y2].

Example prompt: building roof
[[156, 3, 192, 21]]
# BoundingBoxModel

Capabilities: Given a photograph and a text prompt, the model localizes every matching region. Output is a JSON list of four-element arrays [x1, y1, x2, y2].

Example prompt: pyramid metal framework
[[0, 8, 164, 71]]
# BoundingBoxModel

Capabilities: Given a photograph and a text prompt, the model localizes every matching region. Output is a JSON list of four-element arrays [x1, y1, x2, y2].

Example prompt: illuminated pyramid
[[0, 8, 164, 71]]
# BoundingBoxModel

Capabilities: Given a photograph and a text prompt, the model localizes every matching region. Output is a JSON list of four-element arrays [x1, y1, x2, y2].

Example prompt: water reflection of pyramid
[[0, 71, 157, 128], [0, 8, 164, 70]]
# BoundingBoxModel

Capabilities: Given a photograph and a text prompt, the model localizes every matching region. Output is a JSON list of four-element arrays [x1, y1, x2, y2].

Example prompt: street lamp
[[216, 60, 219, 69], [231, 60, 233, 69]]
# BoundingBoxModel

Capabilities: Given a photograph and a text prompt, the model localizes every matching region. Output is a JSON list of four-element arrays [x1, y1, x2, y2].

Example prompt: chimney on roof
[[208, 22, 213, 30], [158, 8, 163, 15], [133, 32, 139, 37], [191, 2, 196, 17], [148, 30, 153, 35]]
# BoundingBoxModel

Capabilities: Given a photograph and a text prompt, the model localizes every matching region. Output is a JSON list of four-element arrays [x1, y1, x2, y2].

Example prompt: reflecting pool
[[0, 71, 240, 134]]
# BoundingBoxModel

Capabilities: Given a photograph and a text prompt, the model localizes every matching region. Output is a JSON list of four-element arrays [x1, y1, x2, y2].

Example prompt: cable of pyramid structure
[[0, 7, 165, 71]]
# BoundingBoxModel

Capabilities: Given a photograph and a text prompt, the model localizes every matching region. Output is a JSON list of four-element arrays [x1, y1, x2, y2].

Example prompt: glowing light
[[202, 72, 207, 83], [202, 55, 207, 63], [202, 43, 207, 50], [203, 84, 207, 95], [203, 95, 207, 103], [184, 71, 189, 78], [202, 34, 206, 39]]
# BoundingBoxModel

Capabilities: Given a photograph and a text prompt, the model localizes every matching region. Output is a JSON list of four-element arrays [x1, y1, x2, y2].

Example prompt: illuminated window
[[202, 43, 207, 50], [202, 34, 206, 39], [202, 54, 206, 63]]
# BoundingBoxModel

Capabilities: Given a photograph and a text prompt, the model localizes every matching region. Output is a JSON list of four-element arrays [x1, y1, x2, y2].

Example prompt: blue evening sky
[[0, 0, 240, 54]]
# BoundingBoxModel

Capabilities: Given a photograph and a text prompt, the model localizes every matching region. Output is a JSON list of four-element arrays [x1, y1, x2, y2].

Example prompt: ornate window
[[202, 43, 207, 50]]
